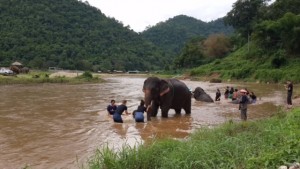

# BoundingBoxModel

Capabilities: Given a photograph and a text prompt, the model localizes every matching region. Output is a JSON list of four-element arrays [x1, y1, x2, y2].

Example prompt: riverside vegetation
[[0, 71, 102, 85], [86, 108, 300, 169]]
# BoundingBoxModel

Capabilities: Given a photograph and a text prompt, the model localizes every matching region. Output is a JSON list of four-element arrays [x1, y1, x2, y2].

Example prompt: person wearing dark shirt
[[239, 89, 249, 121], [249, 92, 257, 104], [224, 86, 229, 99], [113, 100, 130, 123], [229, 87, 234, 99], [107, 100, 117, 115], [133, 100, 147, 122], [215, 89, 221, 101], [285, 80, 293, 108]]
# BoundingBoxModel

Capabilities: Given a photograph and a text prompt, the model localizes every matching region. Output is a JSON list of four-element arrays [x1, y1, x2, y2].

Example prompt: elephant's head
[[143, 77, 170, 119], [143, 77, 170, 121], [193, 87, 214, 102]]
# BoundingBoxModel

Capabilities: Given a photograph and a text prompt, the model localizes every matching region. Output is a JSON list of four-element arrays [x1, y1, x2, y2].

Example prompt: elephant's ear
[[159, 80, 170, 96]]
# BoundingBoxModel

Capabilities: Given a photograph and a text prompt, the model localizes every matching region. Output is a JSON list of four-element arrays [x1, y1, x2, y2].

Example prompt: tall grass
[[86, 108, 300, 169]]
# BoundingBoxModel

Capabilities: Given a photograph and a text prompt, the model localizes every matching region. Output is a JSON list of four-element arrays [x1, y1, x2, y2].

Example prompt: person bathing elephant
[[142, 77, 213, 121]]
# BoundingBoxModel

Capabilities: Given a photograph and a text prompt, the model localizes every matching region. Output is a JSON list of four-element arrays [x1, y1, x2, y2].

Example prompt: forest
[[0, 0, 231, 72], [1, 0, 299, 82], [175, 0, 300, 82]]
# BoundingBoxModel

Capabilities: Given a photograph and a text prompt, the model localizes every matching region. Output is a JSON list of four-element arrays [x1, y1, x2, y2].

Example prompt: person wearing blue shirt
[[107, 100, 117, 115], [113, 100, 130, 123]]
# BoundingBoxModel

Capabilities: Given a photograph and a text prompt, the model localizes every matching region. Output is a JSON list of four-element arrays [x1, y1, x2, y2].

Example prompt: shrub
[[80, 71, 93, 79]]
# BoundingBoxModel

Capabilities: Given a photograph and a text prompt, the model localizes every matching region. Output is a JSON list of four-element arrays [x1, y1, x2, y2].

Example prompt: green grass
[[0, 71, 103, 85], [85, 108, 300, 169], [189, 44, 300, 83]]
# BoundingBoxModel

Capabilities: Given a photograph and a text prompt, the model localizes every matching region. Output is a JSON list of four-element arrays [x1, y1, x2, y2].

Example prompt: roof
[[11, 61, 22, 66]]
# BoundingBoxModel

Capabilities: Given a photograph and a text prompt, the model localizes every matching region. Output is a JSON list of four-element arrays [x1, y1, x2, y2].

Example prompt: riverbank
[[86, 107, 300, 169], [0, 71, 103, 85]]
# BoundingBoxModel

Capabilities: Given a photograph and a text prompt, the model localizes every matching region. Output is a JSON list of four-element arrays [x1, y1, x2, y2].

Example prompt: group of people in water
[[214, 80, 294, 121], [215, 86, 257, 121], [215, 86, 257, 104], [107, 80, 294, 123], [107, 99, 147, 123]]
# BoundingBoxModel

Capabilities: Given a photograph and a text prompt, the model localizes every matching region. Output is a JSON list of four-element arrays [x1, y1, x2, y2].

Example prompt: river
[[0, 75, 288, 169]]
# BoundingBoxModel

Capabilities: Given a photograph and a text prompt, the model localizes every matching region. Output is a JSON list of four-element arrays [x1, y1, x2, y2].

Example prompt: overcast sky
[[86, 0, 238, 32]]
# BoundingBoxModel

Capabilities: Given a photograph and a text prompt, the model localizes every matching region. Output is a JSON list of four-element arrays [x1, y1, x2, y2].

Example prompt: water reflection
[[0, 77, 290, 168]]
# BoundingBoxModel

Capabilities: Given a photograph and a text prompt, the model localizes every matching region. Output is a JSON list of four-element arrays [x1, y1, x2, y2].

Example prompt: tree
[[173, 37, 205, 68], [203, 34, 232, 58], [225, 0, 269, 38], [253, 12, 300, 54], [263, 0, 300, 20]]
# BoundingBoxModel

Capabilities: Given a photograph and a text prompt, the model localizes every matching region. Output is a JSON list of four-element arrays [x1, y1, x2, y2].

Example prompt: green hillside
[[190, 43, 300, 83], [179, 0, 300, 83], [0, 0, 166, 71], [141, 15, 234, 56]]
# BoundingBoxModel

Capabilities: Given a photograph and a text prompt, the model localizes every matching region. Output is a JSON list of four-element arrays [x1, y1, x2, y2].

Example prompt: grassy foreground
[[86, 108, 300, 169]]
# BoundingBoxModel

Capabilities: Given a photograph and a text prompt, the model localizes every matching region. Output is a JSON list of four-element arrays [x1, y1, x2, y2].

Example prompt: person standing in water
[[285, 80, 293, 108], [239, 89, 249, 121], [215, 89, 221, 101], [224, 86, 229, 99], [113, 100, 130, 123]]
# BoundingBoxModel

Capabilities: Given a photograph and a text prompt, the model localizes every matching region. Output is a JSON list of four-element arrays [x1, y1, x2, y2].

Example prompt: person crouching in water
[[107, 99, 117, 115], [133, 100, 147, 122], [113, 100, 130, 123], [239, 89, 249, 121]]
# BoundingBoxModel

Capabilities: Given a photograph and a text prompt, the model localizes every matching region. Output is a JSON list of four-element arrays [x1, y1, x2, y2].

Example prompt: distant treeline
[[0, 0, 232, 72]]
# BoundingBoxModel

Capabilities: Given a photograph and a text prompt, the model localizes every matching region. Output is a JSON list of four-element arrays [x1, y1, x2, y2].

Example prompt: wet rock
[[289, 162, 300, 169], [209, 78, 222, 83], [279, 162, 300, 169]]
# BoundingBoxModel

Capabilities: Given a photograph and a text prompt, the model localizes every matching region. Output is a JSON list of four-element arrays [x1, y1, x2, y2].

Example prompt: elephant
[[192, 87, 214, 102], [20, 67, 30, 74], [143, 77, 192, 121], [10, 65, 20, 74]]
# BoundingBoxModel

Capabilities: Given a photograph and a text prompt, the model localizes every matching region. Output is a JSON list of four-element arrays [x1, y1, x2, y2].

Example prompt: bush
[[80, 71, 93, 79]]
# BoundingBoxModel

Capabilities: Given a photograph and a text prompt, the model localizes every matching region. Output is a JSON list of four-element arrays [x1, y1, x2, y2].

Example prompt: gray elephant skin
[[193, 87, 214, 102], [143, 77, 192, 121]]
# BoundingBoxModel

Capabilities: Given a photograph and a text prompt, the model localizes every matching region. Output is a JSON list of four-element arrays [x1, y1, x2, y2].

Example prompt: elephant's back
[[169, 79, 191, 104], [169, 79, 190, 94]]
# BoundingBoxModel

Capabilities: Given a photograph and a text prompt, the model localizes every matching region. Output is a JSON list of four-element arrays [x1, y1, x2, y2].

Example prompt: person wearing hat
[[239, 89, 249, 121]]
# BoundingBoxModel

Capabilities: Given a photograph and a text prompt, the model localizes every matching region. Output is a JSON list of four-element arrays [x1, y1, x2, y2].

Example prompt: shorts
[[134, 112, 144, 122], [113, 114, 123, 123]]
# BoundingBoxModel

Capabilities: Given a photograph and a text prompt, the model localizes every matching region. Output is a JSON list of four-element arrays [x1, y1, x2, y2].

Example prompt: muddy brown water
[[0, 75, 289, 169]]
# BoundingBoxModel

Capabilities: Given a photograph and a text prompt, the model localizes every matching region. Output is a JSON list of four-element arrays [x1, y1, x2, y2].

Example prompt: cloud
[[87, 0, 237, 32]]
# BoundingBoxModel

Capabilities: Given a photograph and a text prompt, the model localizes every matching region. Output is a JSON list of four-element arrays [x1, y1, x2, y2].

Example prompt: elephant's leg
[[161, 108, 169, 118], [175, 108, 181, 114], [151, 102, 159, 117], [184, 99, 191, 114]]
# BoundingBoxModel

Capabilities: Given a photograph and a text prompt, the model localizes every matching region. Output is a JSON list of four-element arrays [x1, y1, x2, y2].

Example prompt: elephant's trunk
[[143, 89, 152, 107], [143, 88, 153, 121]]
